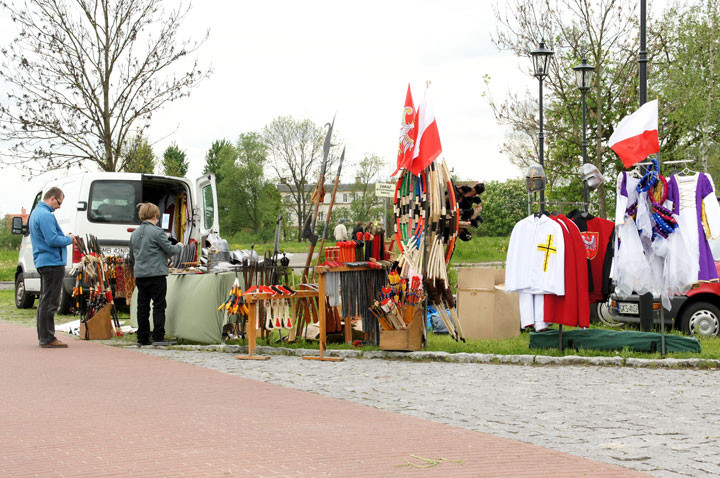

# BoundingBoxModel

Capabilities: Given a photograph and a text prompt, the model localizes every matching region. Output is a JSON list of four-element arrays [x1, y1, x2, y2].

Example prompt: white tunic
[[505, 215, 565, 296]]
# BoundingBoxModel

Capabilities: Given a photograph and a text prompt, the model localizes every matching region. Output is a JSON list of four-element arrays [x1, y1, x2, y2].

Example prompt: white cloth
[[505, 215, 565, 296], [333, 223, 348, 241], [614, 218, 653, 297], [675, 174, 702, 276], [518, 293, 548, 331]]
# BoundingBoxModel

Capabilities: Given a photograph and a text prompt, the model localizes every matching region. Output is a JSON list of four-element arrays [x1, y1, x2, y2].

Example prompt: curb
[[122, 343, 720, 369]]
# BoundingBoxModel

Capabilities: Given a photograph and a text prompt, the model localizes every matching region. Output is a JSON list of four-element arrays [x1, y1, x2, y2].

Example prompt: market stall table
[[130, 271, 241, 343]]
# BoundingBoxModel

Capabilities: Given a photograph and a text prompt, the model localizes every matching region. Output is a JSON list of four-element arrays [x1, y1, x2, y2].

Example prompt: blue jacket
[[29, 202, 73, 268]]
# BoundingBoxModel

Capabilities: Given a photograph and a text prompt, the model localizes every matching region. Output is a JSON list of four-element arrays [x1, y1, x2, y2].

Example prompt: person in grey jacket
[[129, 203, 183, 346]]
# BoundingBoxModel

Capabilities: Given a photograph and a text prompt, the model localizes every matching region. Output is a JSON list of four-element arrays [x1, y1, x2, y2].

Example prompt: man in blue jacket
[[29, 187, 75, 348]]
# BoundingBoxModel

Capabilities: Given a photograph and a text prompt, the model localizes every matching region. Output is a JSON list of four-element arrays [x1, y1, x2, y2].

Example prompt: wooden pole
[[303, 267, 343, 362], [235, 296, 270, 360]]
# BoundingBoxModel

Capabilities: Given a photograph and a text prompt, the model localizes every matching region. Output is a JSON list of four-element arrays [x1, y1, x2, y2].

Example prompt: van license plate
[[100, 246, 129, 257], [618, 302, 639, 315]]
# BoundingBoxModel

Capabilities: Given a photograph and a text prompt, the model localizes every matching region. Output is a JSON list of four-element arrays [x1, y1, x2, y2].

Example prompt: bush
[[0, 219, 22, 249], [478, 179, 528, 236]]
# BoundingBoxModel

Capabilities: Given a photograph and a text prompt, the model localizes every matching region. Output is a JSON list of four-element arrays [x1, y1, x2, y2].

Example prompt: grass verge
[[2, 290, 718, 360]]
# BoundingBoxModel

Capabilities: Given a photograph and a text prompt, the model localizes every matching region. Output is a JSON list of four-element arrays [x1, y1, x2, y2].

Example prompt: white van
[[12, 171, 219, 312]]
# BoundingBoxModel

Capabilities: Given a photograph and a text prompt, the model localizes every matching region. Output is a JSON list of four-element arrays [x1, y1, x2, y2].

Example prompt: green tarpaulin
[[130, 271, 242, 344], [530, 328, 701, 353]]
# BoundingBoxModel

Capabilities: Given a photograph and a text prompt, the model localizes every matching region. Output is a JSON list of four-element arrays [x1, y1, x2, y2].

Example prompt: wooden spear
[[313, 146, 345, 277], [302, 115, 335, 282]]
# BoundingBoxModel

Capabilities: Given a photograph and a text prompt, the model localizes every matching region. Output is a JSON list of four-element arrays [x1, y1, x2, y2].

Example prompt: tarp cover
[[130, 271, 242, 344], [529, 328, 701, 353]]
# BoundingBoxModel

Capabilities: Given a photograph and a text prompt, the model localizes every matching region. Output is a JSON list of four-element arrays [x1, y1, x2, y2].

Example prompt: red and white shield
[[581, 231, 599, 259]]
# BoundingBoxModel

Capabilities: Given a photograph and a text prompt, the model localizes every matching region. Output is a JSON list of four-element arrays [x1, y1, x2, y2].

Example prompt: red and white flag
[[608, 99, 660, 168], [409, 84, 442, 175], [392, 84, 417, 176]]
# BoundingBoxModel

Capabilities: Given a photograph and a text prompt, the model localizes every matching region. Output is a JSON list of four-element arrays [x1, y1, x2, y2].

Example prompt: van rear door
[[195, 173, 219, 236]]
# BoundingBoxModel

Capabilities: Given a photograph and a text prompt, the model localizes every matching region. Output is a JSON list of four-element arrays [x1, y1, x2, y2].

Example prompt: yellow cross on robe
[[537, 234, 557, 272]]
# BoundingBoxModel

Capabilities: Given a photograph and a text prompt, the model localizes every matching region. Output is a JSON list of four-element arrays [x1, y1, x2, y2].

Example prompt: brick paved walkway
[[0, 322, 649, 477]]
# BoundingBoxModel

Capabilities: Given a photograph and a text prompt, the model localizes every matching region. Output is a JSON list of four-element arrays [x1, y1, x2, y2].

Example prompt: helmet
[[525, 163, 546, 193], [580, 163, 604, 191]]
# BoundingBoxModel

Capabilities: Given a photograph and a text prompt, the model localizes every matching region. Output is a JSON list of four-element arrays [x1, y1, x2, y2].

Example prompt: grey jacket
[[129, 221, 182, 278]]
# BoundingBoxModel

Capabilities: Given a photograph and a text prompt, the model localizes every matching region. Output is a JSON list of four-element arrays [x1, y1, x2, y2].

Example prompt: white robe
[[506, 214, 565, 295], [506, 215, 565, 330]]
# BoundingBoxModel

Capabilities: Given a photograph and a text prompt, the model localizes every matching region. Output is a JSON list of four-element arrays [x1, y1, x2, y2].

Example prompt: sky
[[0, 0, 537, 217]]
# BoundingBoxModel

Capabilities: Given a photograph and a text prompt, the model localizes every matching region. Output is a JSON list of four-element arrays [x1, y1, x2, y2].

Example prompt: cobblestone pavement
[[136, 348, 720, 478]]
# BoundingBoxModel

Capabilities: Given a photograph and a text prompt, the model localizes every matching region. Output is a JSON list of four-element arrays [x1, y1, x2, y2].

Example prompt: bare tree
[[0, 0, 209, 173], [263, 116, 339, 241]]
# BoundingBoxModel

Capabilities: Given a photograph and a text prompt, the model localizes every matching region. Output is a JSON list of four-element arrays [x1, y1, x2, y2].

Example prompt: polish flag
[[608, 99, 660, 168], [391, 84, 417, 176], [409, 85, 442, 176]]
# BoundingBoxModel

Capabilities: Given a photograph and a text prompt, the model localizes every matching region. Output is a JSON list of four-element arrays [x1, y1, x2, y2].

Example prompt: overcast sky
[[0, 0, 542, 217]]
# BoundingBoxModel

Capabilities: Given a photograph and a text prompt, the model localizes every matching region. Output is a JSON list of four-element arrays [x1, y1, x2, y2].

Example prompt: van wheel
[[15, 273, 35, 309], [679, 301, 720, 337], [58, 287, 72, 314]]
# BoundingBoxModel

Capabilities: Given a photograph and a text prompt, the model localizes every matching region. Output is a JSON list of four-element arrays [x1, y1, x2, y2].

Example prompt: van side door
[[195, 173, 219, 236]]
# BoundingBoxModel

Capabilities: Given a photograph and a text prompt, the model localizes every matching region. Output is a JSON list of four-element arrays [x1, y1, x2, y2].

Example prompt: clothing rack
[[633, 159, 694, 167], [622, 156, 696, 357]]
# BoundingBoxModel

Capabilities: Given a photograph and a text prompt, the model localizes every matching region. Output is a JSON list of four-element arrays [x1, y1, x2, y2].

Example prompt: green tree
[[654, 0, 720, 182], [122, 134, 156, 173], [162, 143, 189, 177], [478, 179, 529, 236], [490, 0, 659, 217], [203, 139, 233, 182], [0, 0, 209, 174], [217, 133, 279, 237]]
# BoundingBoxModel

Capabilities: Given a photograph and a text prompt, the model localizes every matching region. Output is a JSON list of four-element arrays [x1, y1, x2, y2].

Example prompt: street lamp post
[[530, 40, 554, 213], [573, 57, 595, 212]]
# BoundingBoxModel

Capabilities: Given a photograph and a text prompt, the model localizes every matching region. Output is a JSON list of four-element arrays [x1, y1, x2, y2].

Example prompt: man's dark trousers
[[136, 276, 168, 343], [37, 265, 65, 345]]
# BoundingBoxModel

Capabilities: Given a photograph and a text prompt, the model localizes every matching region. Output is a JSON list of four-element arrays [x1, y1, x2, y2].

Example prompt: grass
[[450, 236, 509, 264], [0, 236, 509, 284], [2, 289, 718, 360], [224, 237, 511, 263], [227, 241, 309, 254], [0, 249, 18, 281]]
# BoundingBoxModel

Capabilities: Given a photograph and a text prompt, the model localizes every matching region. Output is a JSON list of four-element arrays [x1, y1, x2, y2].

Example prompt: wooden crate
[[380, 314, 423, 351]]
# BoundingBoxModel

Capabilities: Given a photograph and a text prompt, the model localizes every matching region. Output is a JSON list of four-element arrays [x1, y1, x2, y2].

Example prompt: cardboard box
[[456, 267, 520, 340], [380, 309, 423, 351], [80, 304, 113, 340]]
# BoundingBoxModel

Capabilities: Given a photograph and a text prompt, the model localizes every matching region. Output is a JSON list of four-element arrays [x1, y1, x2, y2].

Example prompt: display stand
[[315, 264, 377, 346], [234, 285, 344, 362], [236, 289, 322, 361], [302, 268, 344, 362]]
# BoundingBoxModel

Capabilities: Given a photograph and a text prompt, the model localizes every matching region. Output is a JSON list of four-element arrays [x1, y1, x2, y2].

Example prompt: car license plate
[[100, 246, 129, 257], [618, 302, 639, 315]]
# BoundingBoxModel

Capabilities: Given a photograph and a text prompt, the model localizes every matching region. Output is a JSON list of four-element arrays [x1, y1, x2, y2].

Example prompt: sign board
[[374, 183, 395, 198]]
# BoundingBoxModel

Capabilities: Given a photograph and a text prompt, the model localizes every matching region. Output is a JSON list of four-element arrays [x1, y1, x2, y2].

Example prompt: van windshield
[[88, 180, 141, 224]]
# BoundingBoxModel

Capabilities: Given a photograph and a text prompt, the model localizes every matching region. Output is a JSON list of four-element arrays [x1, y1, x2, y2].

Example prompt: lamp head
[[573, 57, 595, 91], [530, 40, 554, 79]]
